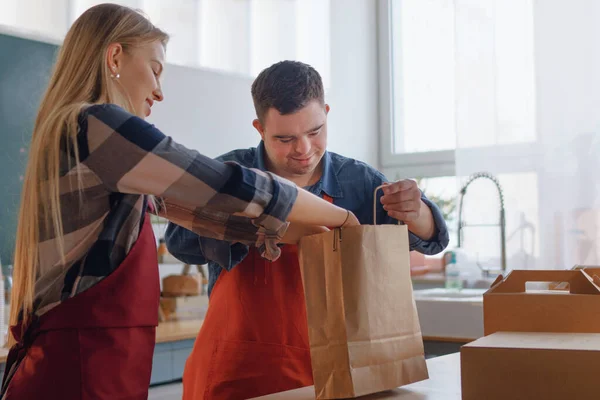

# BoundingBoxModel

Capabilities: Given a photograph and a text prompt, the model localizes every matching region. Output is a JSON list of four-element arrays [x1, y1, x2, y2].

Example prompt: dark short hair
[[251, 60, 325, 123]]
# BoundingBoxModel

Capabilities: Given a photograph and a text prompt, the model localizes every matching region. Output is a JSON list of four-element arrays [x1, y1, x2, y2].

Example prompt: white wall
[[148, 0, 380, 166], [327, 0, 379, 166], [147, 65, 260, 158]]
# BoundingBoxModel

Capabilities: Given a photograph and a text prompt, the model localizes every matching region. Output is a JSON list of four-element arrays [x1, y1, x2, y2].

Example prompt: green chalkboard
[[0, 32, 58, 265]]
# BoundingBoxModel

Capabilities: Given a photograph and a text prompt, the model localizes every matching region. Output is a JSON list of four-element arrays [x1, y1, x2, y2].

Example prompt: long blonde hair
[[9, 4, 168, 345]]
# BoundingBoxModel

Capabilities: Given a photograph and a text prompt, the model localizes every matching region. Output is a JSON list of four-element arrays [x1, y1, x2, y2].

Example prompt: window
[[380, 0, 536, 174], [411, 176, 459, 251], [380, 0, 541, 271], [2, 0, 331, 85], [391, 0, 456, 154], [249, 0, 330, 86], [71, 0, 140, 22], [198, 0, 251, 74], [144, 0, 199, 67], [457, 172, 539, 271], [0, 0, 70, 40], [387, 172, 539, 270]]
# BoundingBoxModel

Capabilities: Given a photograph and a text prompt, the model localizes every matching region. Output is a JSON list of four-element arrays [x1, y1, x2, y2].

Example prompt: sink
[[413, 288, 484, 341], [413, 288, 486, 301], [464, 277, 498, 289], [411, 274, 497, 291]]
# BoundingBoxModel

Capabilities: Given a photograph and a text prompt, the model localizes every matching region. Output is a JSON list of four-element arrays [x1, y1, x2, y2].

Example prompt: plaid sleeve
[[79, 104, 297, 259]]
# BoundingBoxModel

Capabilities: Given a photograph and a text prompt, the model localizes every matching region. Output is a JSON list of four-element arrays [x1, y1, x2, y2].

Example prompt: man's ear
[[252, 119, 265, 141], [325, 104, 331, 114]]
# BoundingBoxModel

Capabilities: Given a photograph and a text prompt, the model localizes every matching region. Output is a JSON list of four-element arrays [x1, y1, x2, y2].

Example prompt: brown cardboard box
[[581, 265, 600, 282], [549, 265, 600, 290], [461, 331, 600, 400], [483, 269, 600, 335]]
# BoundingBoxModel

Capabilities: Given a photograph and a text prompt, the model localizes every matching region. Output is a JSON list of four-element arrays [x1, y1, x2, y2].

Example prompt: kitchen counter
[[156, 318, 203, 343], [412, 273, 497, 291], [414, 288, 484, 343], [412, 273, 447, 283], [251, 352, 462, 399], [151, 319, 203, 385]]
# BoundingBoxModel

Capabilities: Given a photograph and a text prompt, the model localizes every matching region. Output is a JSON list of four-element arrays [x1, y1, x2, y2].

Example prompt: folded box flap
[[486, 269, 600, 295], [581, 267, 600, 285]]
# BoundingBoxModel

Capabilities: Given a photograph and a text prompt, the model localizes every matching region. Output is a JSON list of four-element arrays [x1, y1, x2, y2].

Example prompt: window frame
[[378, 0, 538, 180], [377, 0, 456, 178]]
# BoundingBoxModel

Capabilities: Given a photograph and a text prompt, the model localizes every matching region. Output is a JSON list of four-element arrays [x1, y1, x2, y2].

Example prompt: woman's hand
[[340, 210, 360, 228], [280, 223, 329, 244]]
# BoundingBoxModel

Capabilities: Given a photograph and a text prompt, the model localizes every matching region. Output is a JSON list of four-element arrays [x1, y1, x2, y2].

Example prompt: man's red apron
[[182, 195, 334, 400], [1, 211, 160, 400]]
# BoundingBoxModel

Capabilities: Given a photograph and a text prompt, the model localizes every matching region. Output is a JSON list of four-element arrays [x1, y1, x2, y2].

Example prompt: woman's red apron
[[1, 211, 160, 400], [183, 195, 334, 400]]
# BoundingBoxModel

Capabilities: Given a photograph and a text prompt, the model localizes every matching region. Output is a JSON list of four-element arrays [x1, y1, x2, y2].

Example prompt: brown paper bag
[[297, 186, 429, 399], [484, 269, 600, 336]]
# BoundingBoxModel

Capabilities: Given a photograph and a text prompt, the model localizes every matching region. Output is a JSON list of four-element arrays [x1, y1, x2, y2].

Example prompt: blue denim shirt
[[165, 142, 449, 296]]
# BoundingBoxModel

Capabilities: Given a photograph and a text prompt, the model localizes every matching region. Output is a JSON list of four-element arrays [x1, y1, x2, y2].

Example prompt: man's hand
[[380, 180, 435, 240], [380, 180, 423, 222]]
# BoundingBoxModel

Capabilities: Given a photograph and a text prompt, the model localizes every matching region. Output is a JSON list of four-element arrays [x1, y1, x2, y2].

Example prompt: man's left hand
[[380, 180, 423, 222]]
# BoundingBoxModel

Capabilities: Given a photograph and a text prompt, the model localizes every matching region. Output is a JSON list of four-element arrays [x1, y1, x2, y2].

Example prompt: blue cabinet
[[150, 339, 196, 385]]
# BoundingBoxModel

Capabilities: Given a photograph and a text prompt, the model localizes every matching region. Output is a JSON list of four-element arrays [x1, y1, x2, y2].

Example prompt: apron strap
[[1, 318, 39, 397]]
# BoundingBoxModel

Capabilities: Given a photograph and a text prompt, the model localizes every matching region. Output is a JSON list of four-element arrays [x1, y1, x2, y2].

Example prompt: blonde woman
[[0, 4, 357, 399]]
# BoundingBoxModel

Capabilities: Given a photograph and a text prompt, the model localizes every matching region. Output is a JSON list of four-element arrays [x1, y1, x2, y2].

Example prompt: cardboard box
[[461, 331, 600, 400], [549, 265, 600, 290], [483, 269, 600, 335], [580, 265, 600, 282]]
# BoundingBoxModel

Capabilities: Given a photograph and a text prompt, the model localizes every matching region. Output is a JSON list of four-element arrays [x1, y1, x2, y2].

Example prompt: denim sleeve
[[164, 222, 250, 270], [372, 173, 449, 256], [164, 223, 207, 265]]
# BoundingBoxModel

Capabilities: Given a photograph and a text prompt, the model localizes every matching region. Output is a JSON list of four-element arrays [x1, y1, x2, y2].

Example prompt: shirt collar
[[318, 151, 343, 198]]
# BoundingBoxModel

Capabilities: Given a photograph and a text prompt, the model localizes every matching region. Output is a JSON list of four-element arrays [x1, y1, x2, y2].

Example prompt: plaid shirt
[[32, 104, 297, 317]]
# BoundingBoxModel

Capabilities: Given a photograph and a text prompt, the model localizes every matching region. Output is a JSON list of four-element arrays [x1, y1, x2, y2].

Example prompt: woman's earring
[[110, 67, 120, 79]]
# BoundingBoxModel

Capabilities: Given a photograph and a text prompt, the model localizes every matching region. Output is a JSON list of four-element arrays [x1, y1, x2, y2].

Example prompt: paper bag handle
[[373, 184, 404, 226], [490, 270, 600, 295]]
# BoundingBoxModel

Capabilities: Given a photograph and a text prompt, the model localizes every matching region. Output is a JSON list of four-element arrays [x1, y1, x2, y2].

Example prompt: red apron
[[182, 195, 334, 400], [1, 211, 160, 400]]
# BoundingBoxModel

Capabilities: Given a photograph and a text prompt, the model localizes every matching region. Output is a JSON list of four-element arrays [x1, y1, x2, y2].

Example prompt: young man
[[166, 61, 449, 400]]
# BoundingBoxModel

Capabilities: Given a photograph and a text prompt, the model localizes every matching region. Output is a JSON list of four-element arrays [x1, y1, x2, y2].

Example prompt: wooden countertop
[[156, 318, 203, 343], [0, 319, 204, 363], [251, 353, 462, 400]]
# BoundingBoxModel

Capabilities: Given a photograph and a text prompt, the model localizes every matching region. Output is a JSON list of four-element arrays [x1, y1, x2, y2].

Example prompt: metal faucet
[[457, 172, 507, 276]]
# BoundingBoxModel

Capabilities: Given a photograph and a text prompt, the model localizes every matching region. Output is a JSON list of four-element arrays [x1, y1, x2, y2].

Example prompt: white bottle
[[445, 251, 463, 290]]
